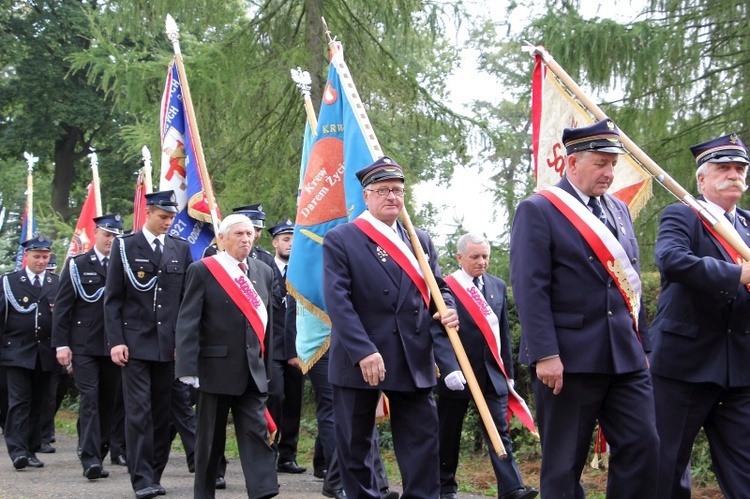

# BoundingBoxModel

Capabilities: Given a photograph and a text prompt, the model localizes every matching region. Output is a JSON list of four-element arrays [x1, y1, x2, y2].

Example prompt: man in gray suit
[[176, 214, 278, 499]]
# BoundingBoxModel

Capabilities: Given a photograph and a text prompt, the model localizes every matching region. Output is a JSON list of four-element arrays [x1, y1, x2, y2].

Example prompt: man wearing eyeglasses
[[323, 155, 459, 498]]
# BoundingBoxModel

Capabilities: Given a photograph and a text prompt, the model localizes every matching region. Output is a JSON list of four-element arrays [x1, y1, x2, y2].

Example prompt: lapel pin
[[376, 246, 388, 263]]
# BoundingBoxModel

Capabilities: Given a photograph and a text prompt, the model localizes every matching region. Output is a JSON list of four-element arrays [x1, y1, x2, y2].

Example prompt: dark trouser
[[109, 373, 126, 459], [4, 360, 50, 461], [121, 359, 173, 491], [653, 374, 750, 498], [438, 389, 523, 496], [40, 365, 68, 444], [170, 379, 197, 471], [268, 359, 304, 464], [74, 354, 120, 469], [333, 385, 440, 499], [193, 382, 278, 499], [533, 369, 659, 499]]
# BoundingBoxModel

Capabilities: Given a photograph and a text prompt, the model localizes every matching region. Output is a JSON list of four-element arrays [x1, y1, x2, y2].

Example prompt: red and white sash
[[445, 272, 537, 434], [203, 253, 269, 355], [202, 253, 276, 434], [352, 211, 430, 307], [538, 186, 642, 338], [694, 203, 750, 291]]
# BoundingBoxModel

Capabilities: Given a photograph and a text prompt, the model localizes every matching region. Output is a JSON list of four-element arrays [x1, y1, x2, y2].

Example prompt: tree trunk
[[304, 0, 326, 114], [51, 124, 89, 219]]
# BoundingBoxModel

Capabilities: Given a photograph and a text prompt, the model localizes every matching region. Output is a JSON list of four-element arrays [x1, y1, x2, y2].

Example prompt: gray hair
[[695, 163, 707, 193], [457, 233, 489, 254], [219, 214, 252, 237]]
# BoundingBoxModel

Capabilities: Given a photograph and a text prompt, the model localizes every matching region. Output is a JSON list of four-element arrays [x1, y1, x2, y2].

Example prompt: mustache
[[717, 180, 748, 192]]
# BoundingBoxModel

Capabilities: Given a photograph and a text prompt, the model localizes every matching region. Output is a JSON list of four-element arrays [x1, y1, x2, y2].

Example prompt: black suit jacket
[[104, 232, 191, 362], [175, 256, 274, 395], [435, 272, 513, 400], [0, 269, 59, 371], [52, 249, 109, 356]]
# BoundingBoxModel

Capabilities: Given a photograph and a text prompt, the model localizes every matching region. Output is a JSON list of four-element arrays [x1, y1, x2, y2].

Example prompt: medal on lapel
[[22, 296, 28, 303], [376, 246, 388, 262], [137, 271, 145, 279]]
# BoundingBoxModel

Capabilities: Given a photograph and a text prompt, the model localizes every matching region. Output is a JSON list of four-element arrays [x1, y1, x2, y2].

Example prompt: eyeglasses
[[365, 187, 406, 197]]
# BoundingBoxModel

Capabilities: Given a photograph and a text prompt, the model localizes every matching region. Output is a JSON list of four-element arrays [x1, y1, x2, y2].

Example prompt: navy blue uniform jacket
[[650, 201, 750, 387], [510, 177, 649, 374], [323, 221, 455, 391]]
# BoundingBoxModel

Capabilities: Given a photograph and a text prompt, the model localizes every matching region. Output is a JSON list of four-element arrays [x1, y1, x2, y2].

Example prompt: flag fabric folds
[[531, 54, 652, 218], [160, 61, 216, 260], [132, 170, 148, 232], [65, 181, 98, 259], [287, 49, 382, 371]]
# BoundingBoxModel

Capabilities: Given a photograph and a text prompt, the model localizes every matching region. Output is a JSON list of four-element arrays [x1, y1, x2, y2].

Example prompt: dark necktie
[[588, 197, 616, 236], [473, 276, 483, 295], [283, 264, 288, 279], [725, 212, 735, 227], [102, 257, 109, 270], [239, 262, 248, 275], [33, 275, 42, 289], [153, 238, 162, 260]]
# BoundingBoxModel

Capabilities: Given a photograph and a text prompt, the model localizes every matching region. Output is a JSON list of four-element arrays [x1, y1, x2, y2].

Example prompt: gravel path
[[0, 433, 487, 498]]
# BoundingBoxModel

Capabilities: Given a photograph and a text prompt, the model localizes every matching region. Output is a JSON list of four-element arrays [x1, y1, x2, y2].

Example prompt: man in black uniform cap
[[0, 235, 59, 470], [53, 214, 123, 480], [104, 191, 192, 499]]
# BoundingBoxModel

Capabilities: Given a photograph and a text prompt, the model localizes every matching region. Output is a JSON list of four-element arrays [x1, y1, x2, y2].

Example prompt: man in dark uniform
[[650, 133, 750, 497], [266, 219, 306, 474], [0, 235, 59, 470], [104, 190, 192, 499], [435, 233, 537, 499], [176, 214, 278, 499], [53, 213, 123, 480], [323, 156, 459, 498], [510, 120, 658, 497]]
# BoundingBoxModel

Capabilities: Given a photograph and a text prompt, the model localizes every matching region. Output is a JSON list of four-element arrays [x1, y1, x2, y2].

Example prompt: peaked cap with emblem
[[145, 190, 179, 213], [93, 213, 124, 234], [268, 219, 294, 238], [356, 156, 405, 187], [562, 119, 625, 155], [21, 234, 52, 252], [690, 132, 750, 167], [46, 254, 57, 270], [232, 203, 266, 228]]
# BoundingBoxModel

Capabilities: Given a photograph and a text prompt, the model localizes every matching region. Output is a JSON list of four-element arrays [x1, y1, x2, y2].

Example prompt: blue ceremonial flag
[[14, 207, 37, 270], [287, 48, 384, 371], [160, 61, 216, 261]]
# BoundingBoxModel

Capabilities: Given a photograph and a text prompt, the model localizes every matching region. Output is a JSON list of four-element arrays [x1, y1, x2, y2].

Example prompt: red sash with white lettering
[[538, 187, 642, 340], [445, 273, 537, 434], [202, 254, 276, 434], [697, 210, 750, 292], [352, 212, 430, 307]]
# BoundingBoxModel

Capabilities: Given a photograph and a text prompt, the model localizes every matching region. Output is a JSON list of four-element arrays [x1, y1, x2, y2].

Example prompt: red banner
[[66, 182, 98, 259]]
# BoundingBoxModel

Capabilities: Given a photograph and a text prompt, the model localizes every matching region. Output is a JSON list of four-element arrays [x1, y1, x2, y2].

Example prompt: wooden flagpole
[[141, 146, 154, 194], [322, 18, 506, 457], [89, 152, 103, 217], [165, 14, 221, 235], [22, 152, 37, 241], [530, 44, 750, 261]]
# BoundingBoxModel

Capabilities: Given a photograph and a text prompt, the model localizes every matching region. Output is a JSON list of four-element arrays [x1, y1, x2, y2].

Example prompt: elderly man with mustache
[[650, 133, 750, 498]]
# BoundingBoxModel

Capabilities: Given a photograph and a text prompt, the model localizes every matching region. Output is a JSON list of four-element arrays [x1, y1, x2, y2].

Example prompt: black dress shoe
[[152, 484, 166, 495], [135, 487, 157, 499], [84, 464, 102, 479], [500, 487, 539, 499], [381, 490, 399, 499], [27, 456, 44, 468], [39, 442, 56, 453], [313, 468, 327, 479], [277, 460, 306, 473], [111, 454, 127, 466], [12, 456, 28, 470], [101, 468, 110, 478], [215, 477, 226, 489], [322, 488, 346, 499], [440, 493, 457, 499]]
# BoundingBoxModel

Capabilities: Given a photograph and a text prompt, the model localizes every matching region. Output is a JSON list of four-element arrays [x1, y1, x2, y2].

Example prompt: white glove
[[179, 376, 200, 388], [444, 370, 466, 391]]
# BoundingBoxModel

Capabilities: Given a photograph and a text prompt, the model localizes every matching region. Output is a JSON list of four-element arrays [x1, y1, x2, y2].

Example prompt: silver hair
[[219, 214, 252, 237], [457, 233, 489, 254], [695, 163, 707, 193]]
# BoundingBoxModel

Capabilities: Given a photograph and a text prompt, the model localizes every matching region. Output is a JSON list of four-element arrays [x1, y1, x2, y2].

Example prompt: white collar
[[94, 247, 108, 263], [460, 268, 483, 287], [25, 267, 45, 282], [701, 197, 736, 220], [142, 228, 165, 248]]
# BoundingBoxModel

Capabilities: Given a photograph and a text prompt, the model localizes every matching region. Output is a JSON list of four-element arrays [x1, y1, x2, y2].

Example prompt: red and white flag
[[531, 55, 652, 218], [66, 182, 98, 258], [132, 170, 148, 232]]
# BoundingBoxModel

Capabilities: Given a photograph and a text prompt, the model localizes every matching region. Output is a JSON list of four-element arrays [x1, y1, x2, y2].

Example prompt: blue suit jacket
[[434, 272, 513, 400], [650, 201, 750, 387], [323, 220, 455, 391], [509, 177, 649, 374]]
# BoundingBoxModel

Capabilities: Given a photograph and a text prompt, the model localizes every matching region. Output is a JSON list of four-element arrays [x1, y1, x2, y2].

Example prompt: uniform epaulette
[[1, 269, 20, 278]]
